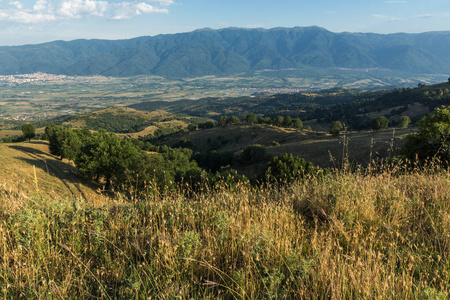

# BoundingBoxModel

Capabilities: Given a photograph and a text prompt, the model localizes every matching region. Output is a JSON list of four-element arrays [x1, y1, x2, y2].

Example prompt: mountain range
[[1, 26, 450, 78]]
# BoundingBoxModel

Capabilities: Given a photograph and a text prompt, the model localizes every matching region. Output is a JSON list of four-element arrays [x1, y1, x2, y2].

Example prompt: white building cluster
[[0, 73, 68, 84]]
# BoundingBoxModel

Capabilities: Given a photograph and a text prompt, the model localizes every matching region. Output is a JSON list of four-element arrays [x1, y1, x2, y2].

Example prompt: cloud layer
[[0, 0, 173, 23]]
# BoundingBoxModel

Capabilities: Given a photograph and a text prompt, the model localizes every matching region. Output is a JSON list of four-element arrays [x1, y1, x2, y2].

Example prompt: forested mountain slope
[[1, 27, 450, 77]]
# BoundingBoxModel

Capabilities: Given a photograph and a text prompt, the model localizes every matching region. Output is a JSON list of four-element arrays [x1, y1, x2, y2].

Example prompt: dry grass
[[0, 141, 101, 202], [1, 163, 449, 298], [169, 125, 416, 170], [0, 128, 45, 139]]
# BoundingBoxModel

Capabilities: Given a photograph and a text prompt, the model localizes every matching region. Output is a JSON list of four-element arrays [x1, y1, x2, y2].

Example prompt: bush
[[372, 116, 389, 130], [240, 144, 266, 164], [329, 121, 343, 136], [402, 106, 450, 163], [187, 123, 197, 131], [226, 116, 241, 125], [262, 153, 326, 183], [292, 118, 303, 129], [198, 120, 215, 129], [398, 115, 411, 128], [1, 135, 26, 143]]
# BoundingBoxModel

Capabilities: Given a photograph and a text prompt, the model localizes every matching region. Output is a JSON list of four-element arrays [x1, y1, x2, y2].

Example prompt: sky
[[0, 0, 449, 46]]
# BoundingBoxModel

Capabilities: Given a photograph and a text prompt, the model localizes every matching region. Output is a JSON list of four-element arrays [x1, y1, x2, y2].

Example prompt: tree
[[21, 123, 35, 141], [240, 144, 266, 164], [198, 120, 215, 129], [46, 125, 65, 158], [292, 118, 303, 129], [329, 121, 343, 136], [258, 116, 271, 125], [46, 125, 84, 161], [262, 153, 325, 183], [402, 106, 450, 163], [398, 116, 411, 128], [218, 116, 227, 127], [187, 123, 197, 131], [283, 116, 293, 127], [226, 116, 241, 125], [272, 116, 284, 127], [75, 131, 139, 190], [372, 116, 389, 130], [244, 113, 257, 124], [60, 130, 82, 161]]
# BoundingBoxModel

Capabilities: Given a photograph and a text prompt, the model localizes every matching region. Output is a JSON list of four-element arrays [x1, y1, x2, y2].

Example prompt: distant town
[[0, 73, 115, 85], [0, 73, 70, 85]]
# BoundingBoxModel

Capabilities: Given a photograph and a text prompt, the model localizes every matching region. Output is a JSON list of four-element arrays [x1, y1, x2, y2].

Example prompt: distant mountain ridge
[[1, 26, 450, 77]]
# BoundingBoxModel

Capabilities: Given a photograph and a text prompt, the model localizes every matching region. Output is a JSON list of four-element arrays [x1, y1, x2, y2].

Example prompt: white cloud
[[136, 2, 167, 14], [371, 14, 389, 19], [12, 11, 56, 22], [33, 0, 51, 12], [147, 0, 173, 5], [0, 9, 56, 22], [0, 0, 174, 23], [415, 14, 432, 18], [58, 0, 107, 18], [371, 14, 402, 21], [9, 1, 22, 8], [110, 1, 168, 20]]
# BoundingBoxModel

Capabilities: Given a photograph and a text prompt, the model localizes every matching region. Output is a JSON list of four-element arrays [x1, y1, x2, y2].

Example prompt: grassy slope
[[1, 165, 449, 298], [0, 141, 101, 202], [168, 124, 416, 175], [58, 106, 212, 138]]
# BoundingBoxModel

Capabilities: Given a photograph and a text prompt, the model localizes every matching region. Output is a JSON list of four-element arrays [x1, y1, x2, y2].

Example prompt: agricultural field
[[1, 70, 448, 125]]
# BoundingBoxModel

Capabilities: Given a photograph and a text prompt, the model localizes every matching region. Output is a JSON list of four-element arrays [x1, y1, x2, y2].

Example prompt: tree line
[[215, 113, 303, 129], [43, 125, 328, 196]]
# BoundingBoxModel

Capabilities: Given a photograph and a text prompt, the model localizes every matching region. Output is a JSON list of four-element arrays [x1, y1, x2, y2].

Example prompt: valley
[[0, 70, 447, 124]]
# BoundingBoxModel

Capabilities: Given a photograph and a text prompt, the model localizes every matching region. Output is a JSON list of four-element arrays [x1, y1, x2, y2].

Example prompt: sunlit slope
[[0, 141, 101, 200]]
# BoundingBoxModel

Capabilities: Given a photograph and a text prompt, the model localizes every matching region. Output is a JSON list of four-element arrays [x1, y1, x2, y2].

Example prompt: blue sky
[[0, 0, 449, 46]]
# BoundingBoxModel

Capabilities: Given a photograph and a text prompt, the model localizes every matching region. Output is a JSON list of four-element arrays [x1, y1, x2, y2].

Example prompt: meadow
[[1, 143, 449, 298]]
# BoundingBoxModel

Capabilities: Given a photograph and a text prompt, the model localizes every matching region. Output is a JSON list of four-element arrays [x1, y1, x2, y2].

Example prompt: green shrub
[[240, 144, 266, 164], [262, 153, 326, 183]]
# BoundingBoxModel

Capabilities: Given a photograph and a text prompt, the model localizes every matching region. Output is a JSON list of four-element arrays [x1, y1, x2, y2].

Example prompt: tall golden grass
[[1, 165, 449, 299]]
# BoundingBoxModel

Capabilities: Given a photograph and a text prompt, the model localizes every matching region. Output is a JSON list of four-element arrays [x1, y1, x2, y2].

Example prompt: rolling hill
[[0, 141, 101, 200], [1, 27, 450, 77], [130, 81, 450, 131]]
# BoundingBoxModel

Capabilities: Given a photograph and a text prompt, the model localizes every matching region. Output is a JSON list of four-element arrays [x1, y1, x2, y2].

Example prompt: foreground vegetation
[[1, 163, 449, 298], [2, 98, 450, 299]]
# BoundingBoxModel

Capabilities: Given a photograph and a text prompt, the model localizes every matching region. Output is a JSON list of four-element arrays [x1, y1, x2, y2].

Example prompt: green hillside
[[131, 81, 450, 131], [33, 106, 212, 138]]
